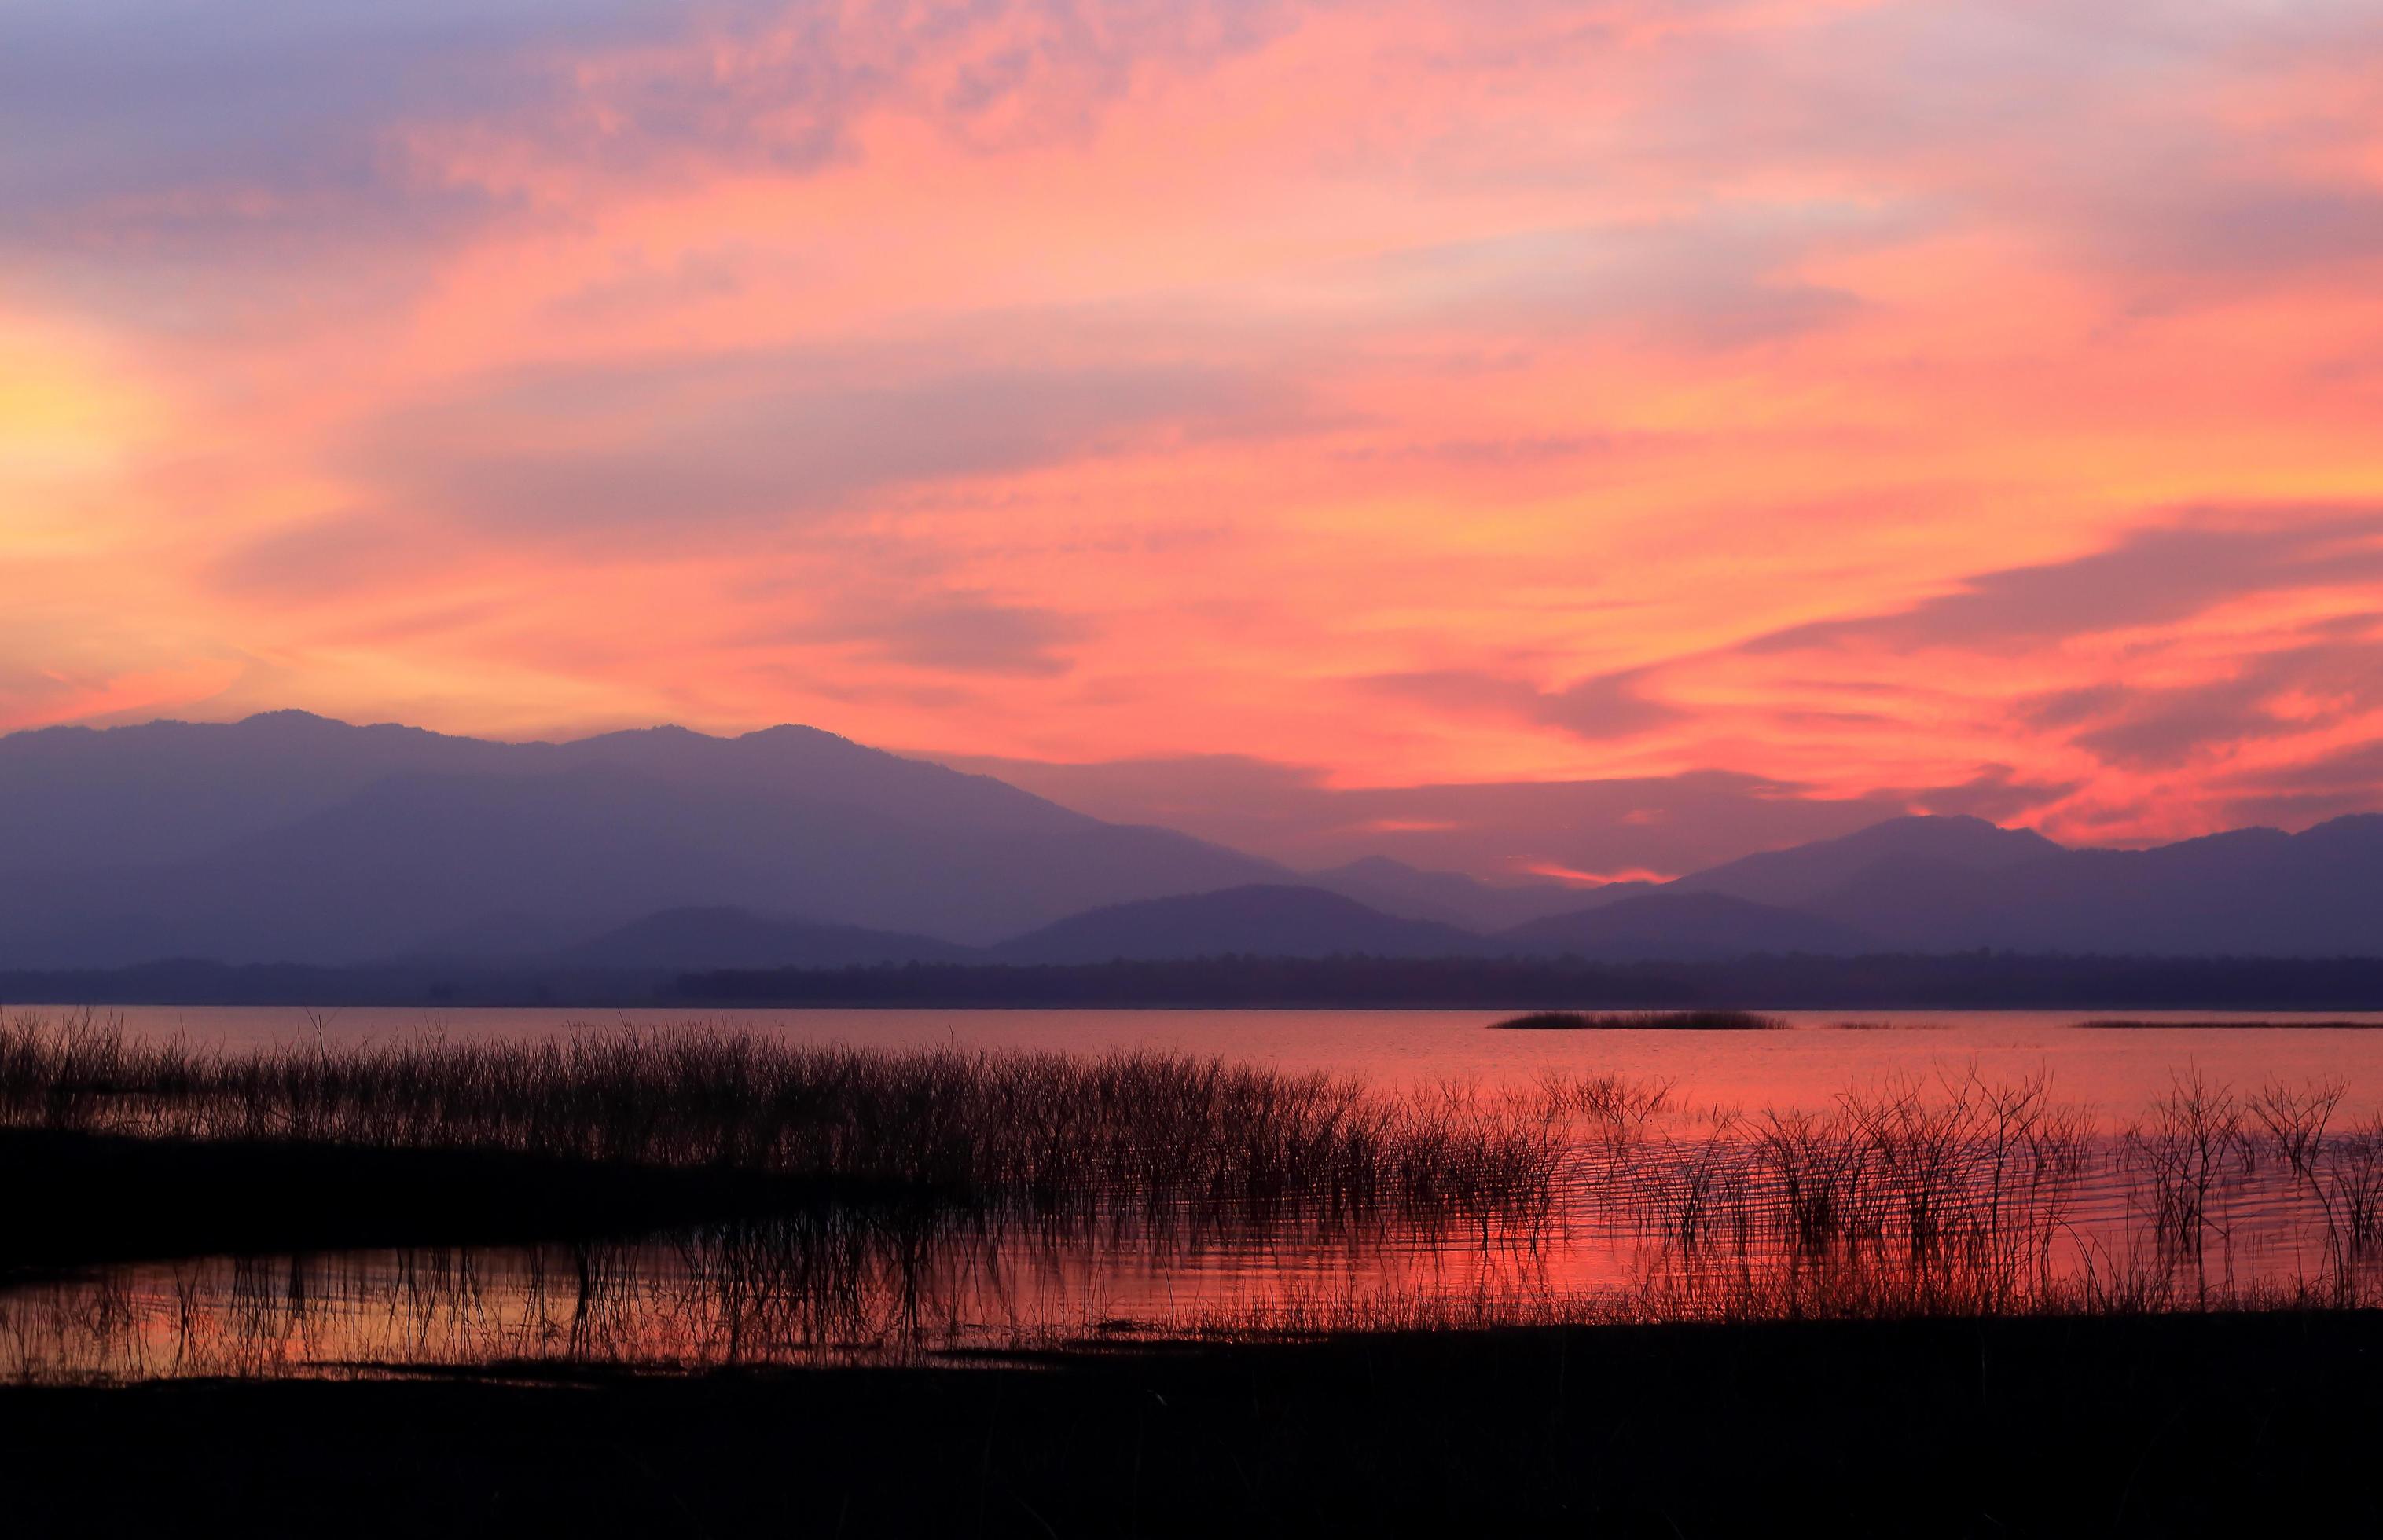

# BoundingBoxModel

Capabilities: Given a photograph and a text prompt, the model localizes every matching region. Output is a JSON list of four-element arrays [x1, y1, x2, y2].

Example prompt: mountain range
[[0, 712, 1570, 966], [0, 711, 2377, 970]]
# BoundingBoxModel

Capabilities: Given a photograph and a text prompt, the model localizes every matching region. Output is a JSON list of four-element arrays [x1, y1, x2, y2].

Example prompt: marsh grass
[[1599, 1068, 2096, 1316], [0, 1010, 1562, 1232]]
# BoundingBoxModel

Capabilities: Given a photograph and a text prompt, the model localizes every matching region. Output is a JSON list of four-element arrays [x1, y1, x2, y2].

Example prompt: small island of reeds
[[1488, 1008, 1786, 1031]]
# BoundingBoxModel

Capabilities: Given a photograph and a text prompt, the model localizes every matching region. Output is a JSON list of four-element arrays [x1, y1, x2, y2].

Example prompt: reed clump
[[2122, 1069, 2253, 1248], [1615, 1069, 2095, 1313], [0, 1010, 1560, 1228], [1536, 1070, 1675, 1155], [2251, 1076, 2344, 1178], [2318, 1125, 2383, 1253]]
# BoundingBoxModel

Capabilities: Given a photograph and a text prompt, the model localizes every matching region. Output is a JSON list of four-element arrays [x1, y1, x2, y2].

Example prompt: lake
[[10, 1003, 2383, 1381], [65, 1003, 2383, 1128]]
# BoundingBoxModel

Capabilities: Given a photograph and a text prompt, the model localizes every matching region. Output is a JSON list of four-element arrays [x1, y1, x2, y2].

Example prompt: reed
[[2251, 1076, 2344, 1177], [2321, 1124, 2383, 1252], [2122, 1069, 2252, 1249]]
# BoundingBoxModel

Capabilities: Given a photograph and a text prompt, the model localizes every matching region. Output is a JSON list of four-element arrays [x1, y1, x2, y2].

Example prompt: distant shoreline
[[12, 952, 2383, 1010]]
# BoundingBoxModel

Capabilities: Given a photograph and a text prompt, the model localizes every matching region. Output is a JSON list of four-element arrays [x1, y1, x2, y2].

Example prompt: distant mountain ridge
[[1297, 856, 1590, 931], [553, 908, 970, 970], [0, 712, 1283, 964], [2, 713, 2379, 969], [0, 712, 1093, 871], [1667, 815, 2065, 908], [1805, 816, 2383, 955], [428, 803, 2383, 970], [1496, 890, 1876, 960], [993, 885, 1483, 963]]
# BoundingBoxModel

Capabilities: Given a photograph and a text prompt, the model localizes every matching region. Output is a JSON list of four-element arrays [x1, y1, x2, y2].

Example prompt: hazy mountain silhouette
[[402, 911, 603, 962], [993, 885, 1482, 963], [1299, 856, 1589, 930], [1668, 815, 2065, 908], [0, 711, 518, 871], [0, 712, 1125, 869], [0, 713, 1280, 965], [552, 907, 972, 970], [1493, 890, 1876, 959], [1808, 815, 2383, 955], [1592, 812, 2382, 956]]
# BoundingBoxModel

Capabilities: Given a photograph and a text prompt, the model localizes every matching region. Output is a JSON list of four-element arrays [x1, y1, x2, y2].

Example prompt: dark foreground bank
[[4, 1311, 2377, 1538], [0, 1128, 920, 1270]]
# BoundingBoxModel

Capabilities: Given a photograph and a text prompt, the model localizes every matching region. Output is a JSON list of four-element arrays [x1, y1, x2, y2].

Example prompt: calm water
[[68, 1004, 2383, 1128], [11, 1005, 2383, 1381]]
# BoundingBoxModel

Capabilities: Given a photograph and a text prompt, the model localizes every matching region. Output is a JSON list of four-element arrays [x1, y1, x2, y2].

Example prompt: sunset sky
[[6, 2, 2382, 880]]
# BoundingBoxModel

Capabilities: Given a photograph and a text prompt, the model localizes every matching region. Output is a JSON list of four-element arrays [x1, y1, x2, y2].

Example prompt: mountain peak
[[1670, 813, 2063, 910], [1301, 853, 1593, 930], [1319, 854, 1423, 878], [239, 708, 337, 726], [233, 710, 442, 739], [1841, 812, 2064, 854], [1496, 888, 1874, 960], [738, 723, 858, 747]]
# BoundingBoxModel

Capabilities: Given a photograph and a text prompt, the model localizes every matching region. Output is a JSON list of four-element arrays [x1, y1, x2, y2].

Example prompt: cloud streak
[[1743, 513, 2383, 655]]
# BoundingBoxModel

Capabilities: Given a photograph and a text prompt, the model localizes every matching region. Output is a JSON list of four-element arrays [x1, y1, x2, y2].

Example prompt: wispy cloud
[[1742, 512, 2383, 655]]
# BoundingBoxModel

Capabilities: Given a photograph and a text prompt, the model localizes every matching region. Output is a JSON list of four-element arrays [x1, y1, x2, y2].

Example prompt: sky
[[4, 1, 2381, 882]]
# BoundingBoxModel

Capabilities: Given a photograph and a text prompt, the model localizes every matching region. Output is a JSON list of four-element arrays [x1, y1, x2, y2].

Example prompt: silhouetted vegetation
[[13, 1009, 2383, 1409], [0, 1011, 1562, 1242]]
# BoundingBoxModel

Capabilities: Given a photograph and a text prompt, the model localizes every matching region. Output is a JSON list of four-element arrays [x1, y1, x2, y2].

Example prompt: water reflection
[[13, 1093, 2383, 1383]]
